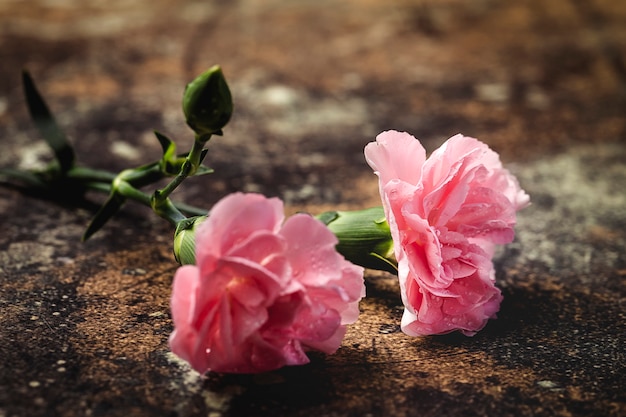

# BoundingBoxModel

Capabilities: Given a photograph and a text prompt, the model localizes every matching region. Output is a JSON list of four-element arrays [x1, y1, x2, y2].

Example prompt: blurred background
[[1, 0, 624, 208]]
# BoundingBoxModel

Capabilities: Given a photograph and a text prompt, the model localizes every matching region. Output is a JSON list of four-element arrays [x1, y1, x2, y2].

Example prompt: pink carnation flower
[[365, 131, 529, 336], [169, 193, 365, 373]]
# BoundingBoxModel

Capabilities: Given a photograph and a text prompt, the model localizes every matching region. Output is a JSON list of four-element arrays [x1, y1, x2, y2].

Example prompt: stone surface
[[0, 1, 625, 416]]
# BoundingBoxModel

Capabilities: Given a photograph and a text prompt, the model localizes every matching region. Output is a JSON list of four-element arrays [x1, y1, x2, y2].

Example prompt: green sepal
[[318, 206, 397, 273], [317, 210, 339, 225], [193, 149, 213, 176], [173, 216, 206, 264], [22, 71, 75, 174], [193, 165, 214, 176]]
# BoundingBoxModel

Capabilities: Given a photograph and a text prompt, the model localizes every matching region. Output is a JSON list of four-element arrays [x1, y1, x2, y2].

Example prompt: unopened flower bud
[[183, 66, 233, 138], [173, 216, 206, 264]]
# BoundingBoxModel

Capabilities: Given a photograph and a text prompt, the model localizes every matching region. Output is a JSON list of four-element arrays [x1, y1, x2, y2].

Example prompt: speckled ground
[[0, 1, 625, 416]]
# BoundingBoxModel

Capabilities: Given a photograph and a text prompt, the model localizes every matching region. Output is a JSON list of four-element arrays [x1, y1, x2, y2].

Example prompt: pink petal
[[195, 193, 284, 264], [169, 266, 207, 370], [226, 231, 290, 286], [279, 214, 343, 287], [218, 257, 285, 307], [365, 130, 426, 187], [170, 265, 200, 326], [291, 300, 342, 344], [303, 325, 347, 354], [420, 157, 476, 227]]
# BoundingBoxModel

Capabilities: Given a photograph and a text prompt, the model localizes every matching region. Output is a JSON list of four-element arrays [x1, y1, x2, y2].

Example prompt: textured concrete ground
[[0, 1, 625, 416]]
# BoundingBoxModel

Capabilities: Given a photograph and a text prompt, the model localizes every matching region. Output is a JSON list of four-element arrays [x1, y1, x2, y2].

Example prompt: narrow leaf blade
[[22, 71, 75, 173], [0, 168, 48, 188], [82, 191, 126, 241], [154, 131, 175, 156], [193, 165, 214, 176]]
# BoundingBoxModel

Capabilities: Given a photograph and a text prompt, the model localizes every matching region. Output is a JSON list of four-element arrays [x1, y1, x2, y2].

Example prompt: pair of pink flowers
[[169, 131, 528, 374]]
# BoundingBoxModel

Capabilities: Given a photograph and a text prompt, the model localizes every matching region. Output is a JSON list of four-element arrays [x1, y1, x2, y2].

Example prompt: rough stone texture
[[0, 1, 624, 416]]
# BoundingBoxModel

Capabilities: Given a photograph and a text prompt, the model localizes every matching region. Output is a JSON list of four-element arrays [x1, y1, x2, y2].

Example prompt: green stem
[[75, 175, 207, 216], [65, 166, 117, 183], [149, 134, 210, 224], [86, 162, 203, 216], [156, 135, 208, 201], [120, 164, 165, 188], [82, 182, 112, 193], [3, 134, 210, 231], [154, 197, 188, 225], [115, 179, 151, 207]]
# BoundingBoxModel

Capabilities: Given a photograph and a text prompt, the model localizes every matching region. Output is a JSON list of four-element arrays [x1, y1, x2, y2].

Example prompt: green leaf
[[22, 71, 75, 174], [82, 191, 126, 241], [154, 131, 174, 154], [193, 165, 214, 176], [154, 131, 180, 175], [172, 201, 208, 217], [316, 211, 339, 225], [368, 252, 399, 273], [0, 168, 48, 188], [155, 131, 177, 164], [198, 148, 209, 164]]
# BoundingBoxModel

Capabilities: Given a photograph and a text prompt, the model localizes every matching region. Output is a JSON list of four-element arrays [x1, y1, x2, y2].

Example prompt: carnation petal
[[291, 301, 342, 344], [226, 231, 290, 284], [218, 257, 286, 306], [280, 214, 343, 286], [169, 267, 207, 371], [303, 325, 347, 354], [365, 130, 426, 187], [170, 265, 200, 325], [195, 193, 284, 262]]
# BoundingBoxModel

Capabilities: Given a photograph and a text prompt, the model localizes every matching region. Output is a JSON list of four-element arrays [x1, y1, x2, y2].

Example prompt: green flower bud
[[173, 216, 206, 265], [183, 65, 233, 138], [318, 206, 397, 273]]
